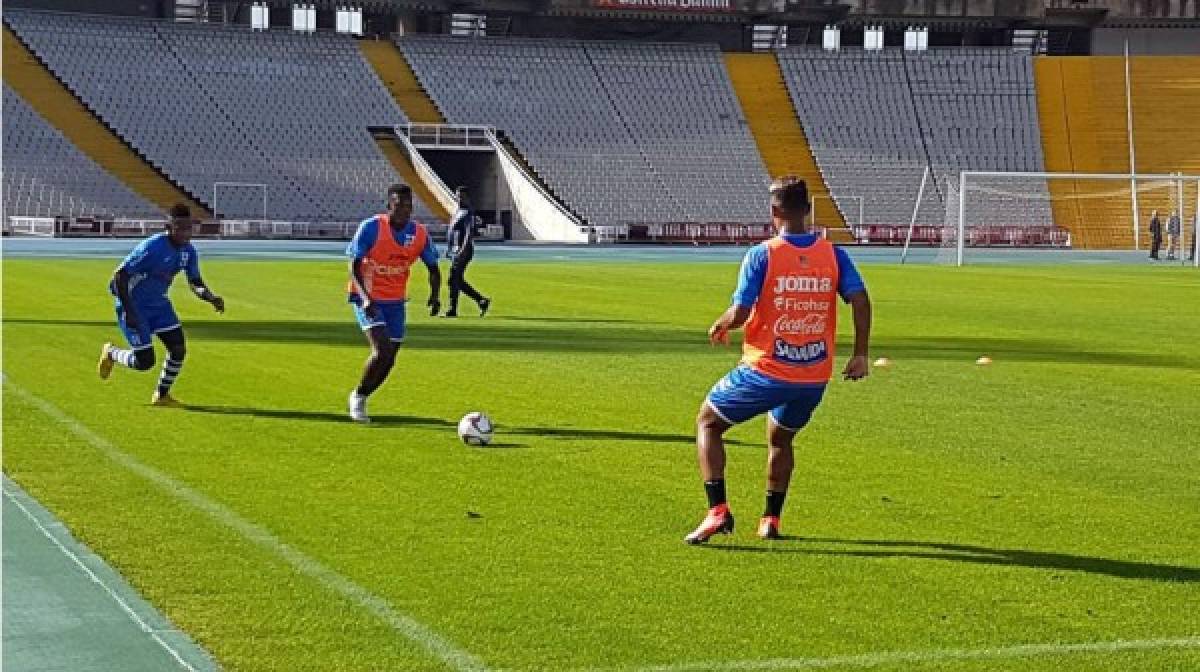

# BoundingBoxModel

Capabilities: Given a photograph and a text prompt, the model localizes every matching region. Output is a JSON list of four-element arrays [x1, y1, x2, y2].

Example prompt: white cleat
[[348, 391, 370, 424]]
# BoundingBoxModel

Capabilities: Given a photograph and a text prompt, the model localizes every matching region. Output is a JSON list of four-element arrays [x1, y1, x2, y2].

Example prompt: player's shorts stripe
[[704, 400, 735, 426], [767, 413, 802, 433]]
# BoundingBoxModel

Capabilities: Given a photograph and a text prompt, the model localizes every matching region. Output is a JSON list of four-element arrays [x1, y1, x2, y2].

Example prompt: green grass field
[[3, 257, 1199, 672]]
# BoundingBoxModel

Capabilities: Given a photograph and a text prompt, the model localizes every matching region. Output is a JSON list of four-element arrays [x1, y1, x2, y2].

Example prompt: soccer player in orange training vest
[[686, 177, 872, 544], [346, 184, 443, 423]]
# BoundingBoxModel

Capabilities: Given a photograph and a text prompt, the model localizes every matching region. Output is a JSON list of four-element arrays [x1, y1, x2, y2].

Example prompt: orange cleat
[[684, 504, 734, 545]]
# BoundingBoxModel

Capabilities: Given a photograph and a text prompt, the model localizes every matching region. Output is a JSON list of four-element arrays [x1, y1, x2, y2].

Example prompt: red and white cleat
[[757, 516, 781, 540], [684, 504, 735, 545]]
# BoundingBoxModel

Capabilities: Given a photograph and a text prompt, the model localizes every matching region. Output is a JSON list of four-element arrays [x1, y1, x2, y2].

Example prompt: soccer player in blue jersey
[[686, 177, 871, 544], [97, 204, 225, 406], [346, 184, 442, 423]]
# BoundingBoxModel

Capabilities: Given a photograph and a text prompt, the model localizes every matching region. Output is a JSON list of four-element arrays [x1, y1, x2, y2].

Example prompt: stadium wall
[[3, 0, 165, 16], [1092, 27, 1200, 55]]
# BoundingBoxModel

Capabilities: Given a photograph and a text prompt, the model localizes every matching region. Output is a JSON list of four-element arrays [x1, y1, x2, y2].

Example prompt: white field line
[[5, 381, 487, 672], [3, 486, 201, 671]]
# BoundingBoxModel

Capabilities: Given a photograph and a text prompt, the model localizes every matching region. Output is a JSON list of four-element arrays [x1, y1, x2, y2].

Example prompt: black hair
[[769, 176, 811, 216], [169, 203, 191, 219], [387, 183, 412, 201]]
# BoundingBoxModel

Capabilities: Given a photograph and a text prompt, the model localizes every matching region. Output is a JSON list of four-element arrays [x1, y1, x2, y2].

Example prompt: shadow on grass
[[704, 537, 1200, 582], [183, 404, 722, 445], [6, 318, 704, 354], [10, 318, 1196, 369]]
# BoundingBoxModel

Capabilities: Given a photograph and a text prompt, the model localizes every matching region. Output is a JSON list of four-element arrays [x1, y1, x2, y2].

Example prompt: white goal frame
[[951, 171, 1200, 267], [213, 182, 268, 220]]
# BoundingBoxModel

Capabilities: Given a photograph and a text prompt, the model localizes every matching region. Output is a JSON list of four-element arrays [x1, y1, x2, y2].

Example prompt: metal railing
[[3, 216, 504, 242], [400, 123, 496, 151]]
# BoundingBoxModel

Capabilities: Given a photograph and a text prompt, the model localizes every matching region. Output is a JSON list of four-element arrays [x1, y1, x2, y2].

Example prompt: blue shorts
[[353, 301, 407, 342], [115, 300, 180, 350], [705, 365, 826, 431]]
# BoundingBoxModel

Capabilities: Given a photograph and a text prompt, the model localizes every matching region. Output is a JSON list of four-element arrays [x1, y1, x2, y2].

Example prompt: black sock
[[703, 479, 727, 509], [764, 490, 787, 518]]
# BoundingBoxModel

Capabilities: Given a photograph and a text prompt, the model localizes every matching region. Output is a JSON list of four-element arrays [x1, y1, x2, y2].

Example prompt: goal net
[[931, 171, 1200, 266]]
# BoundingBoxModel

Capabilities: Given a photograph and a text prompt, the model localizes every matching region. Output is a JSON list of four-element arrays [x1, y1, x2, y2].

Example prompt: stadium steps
[[724, 52, 852, 243], [361, 40, 579, 225], [371, 133, 452, 223], [359, 40, 445, 124], [1, 25, 210, 218], [1036, 57, 1133, 249], [1037, 56, 1200, 250], [1127, 56, 1200, 253]]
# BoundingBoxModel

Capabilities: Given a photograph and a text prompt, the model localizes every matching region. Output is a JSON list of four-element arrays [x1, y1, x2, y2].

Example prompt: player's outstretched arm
[[708, 305, 752, 346], [843, 290, 872, 380], [188, 276, 224, 313]]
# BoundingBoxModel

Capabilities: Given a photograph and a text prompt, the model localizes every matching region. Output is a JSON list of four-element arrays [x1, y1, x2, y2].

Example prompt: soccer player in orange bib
[[346, 184, 442, 423], [686, 177, 872, 544]]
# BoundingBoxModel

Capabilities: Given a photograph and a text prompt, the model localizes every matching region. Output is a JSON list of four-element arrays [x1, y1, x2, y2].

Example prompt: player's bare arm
[[188, 276, 224, 313], [349, 257, 375, 317], [708, 305, 752, 346], [843, 290, 871, 381], [112, 268, 140, 329], [425, 259, 442, 316]]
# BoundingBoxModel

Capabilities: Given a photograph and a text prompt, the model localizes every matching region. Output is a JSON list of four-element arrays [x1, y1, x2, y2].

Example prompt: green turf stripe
[[3, 380, 489, 672]]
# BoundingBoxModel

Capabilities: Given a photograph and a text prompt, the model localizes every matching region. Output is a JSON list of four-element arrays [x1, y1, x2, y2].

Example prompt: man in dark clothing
[[1149, 210, 1162, 260], [1190, 214, 1198, 262], [445, 187, 490, 318]]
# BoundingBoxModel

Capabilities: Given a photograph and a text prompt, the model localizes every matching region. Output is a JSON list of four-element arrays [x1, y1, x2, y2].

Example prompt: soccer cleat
[[151, 391, 182, 407], [478, 297, 491, 318], [443, 311, 458, 319], [348, 390, 370, 423], [98, 343, 115, 380], [684, 505, 734, 545], [757, 516, 781, 540]]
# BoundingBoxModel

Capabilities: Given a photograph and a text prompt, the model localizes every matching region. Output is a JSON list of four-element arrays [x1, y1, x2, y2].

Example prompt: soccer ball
[[457, 412, 494, 446]]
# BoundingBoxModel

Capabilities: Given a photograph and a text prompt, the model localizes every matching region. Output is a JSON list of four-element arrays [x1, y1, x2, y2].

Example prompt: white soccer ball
[[457, 412, 494, 446]]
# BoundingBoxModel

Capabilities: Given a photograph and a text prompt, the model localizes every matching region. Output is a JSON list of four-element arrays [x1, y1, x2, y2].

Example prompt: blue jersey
[[732, 234, 866, 308], [110, 233, 201, 306], [345, 217, 439, 266]]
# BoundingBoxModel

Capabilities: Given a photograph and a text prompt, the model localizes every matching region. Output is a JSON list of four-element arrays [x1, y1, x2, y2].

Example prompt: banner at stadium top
[[593, 0, 737, 12]]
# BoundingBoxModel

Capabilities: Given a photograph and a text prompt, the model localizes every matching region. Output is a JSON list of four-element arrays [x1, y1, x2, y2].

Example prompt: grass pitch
[[3, 257, 1199, 671]]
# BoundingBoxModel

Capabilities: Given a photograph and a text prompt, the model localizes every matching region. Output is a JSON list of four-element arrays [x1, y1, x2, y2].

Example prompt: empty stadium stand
[[3, 85, 161, 219], [398, 36, 770, 230], [724, 52, 847, 236], [778, 47, 1052, 238], [5, 10, 438, 223]]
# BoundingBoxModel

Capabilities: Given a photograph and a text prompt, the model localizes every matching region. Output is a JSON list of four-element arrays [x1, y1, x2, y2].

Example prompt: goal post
[[212, 182, 268, 220], [937, 171, 1200, 266]]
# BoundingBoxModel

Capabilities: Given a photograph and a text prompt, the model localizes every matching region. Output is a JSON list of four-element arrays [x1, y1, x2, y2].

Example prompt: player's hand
[[708, 322, 730, 346], [361, 299, 379, 319], [210, 295, 225, 314], [427, 296, 441, 316], [843, 355, 869, 381]]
